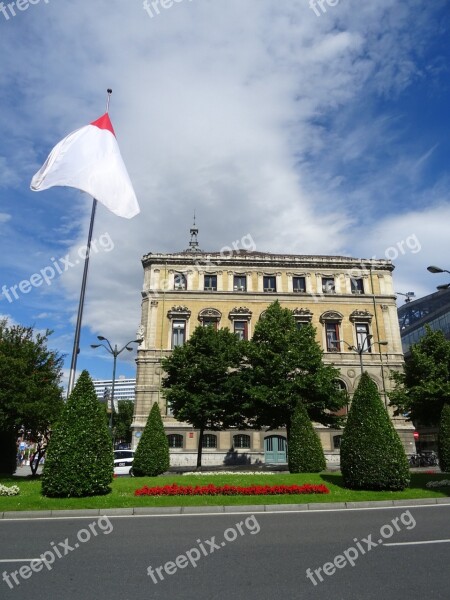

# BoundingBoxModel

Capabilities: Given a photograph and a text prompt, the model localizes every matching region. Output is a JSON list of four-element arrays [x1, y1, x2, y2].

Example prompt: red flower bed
[[134, 483, 330, 497]]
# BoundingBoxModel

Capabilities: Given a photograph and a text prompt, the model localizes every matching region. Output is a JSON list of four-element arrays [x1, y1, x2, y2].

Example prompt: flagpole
[[67, 89, 112, 397]]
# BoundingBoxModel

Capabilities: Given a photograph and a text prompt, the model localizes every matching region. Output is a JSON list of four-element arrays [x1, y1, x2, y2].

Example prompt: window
[[174, 273, 187, 290], [322, 277, 335, 294], [202, 434, 217, 448], [233, 275, 247, 292], [293, 276, 306, 293], [351, 278, 364, 294], [202, 318, 218, 330], [355, 323, 371, 352], [204, 274, 217, 291], [167, 434, 183, 448], [234, 321, 248, 341], [263, 275, 276, 292], [233, 434, 250, 449], [326, 322, 340, 352], [333, 435, 342, 450], [172, 320, 186, 348]]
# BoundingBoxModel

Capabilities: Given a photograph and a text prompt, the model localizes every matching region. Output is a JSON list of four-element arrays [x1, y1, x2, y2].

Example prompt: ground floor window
[[167, 434, 183, 448], [233, 434, 251, 448], [202, 434, 217, 448]]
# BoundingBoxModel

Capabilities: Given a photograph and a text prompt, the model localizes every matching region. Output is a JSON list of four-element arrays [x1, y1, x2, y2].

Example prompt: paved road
[[1, 504, 449, 599]]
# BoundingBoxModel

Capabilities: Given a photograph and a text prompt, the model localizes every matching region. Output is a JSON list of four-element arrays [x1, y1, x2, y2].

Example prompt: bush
[[288, 401, 326, 473], [438, 403, 450, 473], [0, 429, 17, 475], [132, 403, 170, 477], [41, 370, 113, 497], [0, 484, 20, 496], [340, 373, 410, 491]]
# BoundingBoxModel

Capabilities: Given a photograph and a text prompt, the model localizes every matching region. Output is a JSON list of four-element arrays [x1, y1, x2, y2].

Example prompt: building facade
[[132, 231, 413, 465], [93, 376, 136, 411]]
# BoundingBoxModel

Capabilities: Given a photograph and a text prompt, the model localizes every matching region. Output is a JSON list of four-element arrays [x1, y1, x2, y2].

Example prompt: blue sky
[[0, 0, 449, 387]]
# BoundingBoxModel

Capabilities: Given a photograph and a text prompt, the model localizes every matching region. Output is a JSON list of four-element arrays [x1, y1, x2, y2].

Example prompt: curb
[[1, 498, 449, 519]]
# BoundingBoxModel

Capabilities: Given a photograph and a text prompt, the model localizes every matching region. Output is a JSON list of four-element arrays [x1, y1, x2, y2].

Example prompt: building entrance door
[[264, 435, 287, 463]]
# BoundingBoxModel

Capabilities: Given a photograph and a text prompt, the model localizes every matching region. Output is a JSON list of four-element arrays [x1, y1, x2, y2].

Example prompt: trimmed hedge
[[340, 372, 410, 491], [438, 403, 450, 473], [288, 401, 326, 473], [132, 403, 170, 477], [0, 429, 17, 476], [41, 370, 113, 497]]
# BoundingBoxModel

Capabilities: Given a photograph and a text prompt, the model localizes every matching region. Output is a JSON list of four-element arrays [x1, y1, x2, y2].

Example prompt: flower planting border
[[135, 483, 330, 497]]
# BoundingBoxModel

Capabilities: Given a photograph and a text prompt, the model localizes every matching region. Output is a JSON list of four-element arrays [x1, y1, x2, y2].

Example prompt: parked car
[[113, 450, 134, 476]]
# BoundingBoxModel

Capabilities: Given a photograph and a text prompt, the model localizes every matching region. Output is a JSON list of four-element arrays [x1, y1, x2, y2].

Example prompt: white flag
[[31, 113, 140, 219]]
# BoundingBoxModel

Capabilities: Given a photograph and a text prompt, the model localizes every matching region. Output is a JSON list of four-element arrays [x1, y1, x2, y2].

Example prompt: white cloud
[[0, 0, 448, 342]]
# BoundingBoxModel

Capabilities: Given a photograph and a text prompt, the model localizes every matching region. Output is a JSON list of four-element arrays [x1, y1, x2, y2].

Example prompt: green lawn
[[1, 472, 449, 512]]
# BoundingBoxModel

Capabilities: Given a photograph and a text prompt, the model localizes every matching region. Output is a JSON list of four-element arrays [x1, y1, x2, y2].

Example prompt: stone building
[[132, 225, 414, 465]]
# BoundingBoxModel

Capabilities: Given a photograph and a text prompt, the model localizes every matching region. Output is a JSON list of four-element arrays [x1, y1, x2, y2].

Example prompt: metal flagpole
[[67, 89, 113, 397]]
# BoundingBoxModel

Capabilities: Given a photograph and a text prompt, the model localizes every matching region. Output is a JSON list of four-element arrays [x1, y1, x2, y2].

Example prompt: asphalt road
[[0, 504, 449, 599]]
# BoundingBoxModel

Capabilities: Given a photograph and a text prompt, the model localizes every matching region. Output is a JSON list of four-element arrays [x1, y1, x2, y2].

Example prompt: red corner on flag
[[91, 113, 116, 137]]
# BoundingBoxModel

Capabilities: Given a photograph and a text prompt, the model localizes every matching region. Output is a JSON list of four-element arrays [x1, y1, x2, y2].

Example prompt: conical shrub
[[41, 370, 113, 497], [288, 401, 326, 473], [438, 403, 450, 473], [340, 373, 410, 490], [132, 403, 170, 477]]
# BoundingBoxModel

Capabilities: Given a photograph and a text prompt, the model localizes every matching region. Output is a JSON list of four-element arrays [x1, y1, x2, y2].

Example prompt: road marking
[[0, 559, 42, 563], [385, 539, 450, 547]]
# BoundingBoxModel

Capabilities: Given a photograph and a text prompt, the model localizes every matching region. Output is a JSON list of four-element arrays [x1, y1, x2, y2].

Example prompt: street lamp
[[427, 265, 450, 274], [427, 265, 450, 291], [338, 335, 388, 375], [90, 336, 140, 434]]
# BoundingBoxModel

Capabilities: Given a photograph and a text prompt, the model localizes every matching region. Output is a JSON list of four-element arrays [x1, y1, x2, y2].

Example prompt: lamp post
[[427, 265, 450, 290], [91, 336, 139, 434], [338, 335, 388, 375]]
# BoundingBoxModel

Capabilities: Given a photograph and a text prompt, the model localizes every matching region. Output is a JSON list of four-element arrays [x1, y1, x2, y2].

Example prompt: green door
[[264, 435, 287, 463]]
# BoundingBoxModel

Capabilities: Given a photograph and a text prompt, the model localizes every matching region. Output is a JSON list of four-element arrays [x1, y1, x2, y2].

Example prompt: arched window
[[202, 434, 217, 448], [233, 434, 251, 449], [167, 434, 183, 449]]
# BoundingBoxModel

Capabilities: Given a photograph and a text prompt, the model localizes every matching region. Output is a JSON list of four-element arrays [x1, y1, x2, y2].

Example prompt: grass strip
[[0, 472, 449, 512]]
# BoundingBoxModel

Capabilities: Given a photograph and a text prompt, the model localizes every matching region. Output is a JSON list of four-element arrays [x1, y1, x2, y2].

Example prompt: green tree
[[242, 301, 346, 437], [438, 403, 450, 473], [288, 401, 326, 473], [41, 370, 113, 497], [162, 325, 244, 468], [132, 402, 170, 476], [341, 373, 410, 490], [113, 400, 134, 445], [390, 326, 450, 426], [0, 319, 64, 475]]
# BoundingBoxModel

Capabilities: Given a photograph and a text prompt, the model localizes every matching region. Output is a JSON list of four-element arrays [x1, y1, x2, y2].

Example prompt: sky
[[0, 0, 449, 387]]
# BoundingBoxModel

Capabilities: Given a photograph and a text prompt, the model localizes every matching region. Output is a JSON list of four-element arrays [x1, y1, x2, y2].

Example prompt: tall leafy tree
[[113, 400, 134, 445], [162, 325, 244, 467], [0, 319, 64, 475], [42, 370, 113, 497], [390, 326, 450, 426], [241, 301, 346, 438], [341, 373, 410, 490]]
